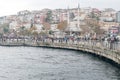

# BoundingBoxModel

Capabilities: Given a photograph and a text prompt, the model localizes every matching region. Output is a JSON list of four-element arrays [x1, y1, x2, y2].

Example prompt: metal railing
[[0, 37, 120, 51]]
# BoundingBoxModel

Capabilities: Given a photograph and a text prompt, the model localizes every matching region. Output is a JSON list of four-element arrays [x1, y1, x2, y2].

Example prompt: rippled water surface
[[0, 46, 120, 80]]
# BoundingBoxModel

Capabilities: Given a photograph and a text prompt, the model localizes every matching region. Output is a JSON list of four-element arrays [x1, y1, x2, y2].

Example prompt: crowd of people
[[0, 34, 120, 50]]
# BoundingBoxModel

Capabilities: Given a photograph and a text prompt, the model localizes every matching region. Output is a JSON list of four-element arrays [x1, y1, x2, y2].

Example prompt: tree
[[0, 23, 9, 34], [32, 31, 38, 37], [21, 26, 25, 31], [85, 18, 104, 35], [39, 31, 48, 36], [3, 27, 9, 33], [93, 25, 104, 35], [18, 26, 26, 36], [91, 12, 96, 18], [49, 30, 54, 35], [57, 21, 67, 31], [45, 10, 53, 23], [42, 22, 50, 30], [70, 12, 75, 20]]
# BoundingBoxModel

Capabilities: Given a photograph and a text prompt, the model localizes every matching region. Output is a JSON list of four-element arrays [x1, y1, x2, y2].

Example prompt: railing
[[0, 38, 120, 51]]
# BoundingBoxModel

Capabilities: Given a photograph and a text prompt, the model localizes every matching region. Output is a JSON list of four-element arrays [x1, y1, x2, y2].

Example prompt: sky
[[0, 0, 120, 17]]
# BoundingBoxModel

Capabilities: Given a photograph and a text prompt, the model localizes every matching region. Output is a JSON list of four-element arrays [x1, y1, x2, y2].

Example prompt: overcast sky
[[0, 0, 120, 16]]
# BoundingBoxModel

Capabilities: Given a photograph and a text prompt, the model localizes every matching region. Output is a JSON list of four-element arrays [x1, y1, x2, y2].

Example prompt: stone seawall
[[38, 43, 120, 65], [0, 41, 120, 67]]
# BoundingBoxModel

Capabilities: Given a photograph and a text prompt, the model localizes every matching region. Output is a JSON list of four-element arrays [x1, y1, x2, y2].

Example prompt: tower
[[77, 4, 80, 29], [67, 6, 70, 26], [77, 3, 82, 31]]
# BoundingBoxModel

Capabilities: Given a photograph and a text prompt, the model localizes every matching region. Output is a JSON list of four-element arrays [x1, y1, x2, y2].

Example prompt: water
[[0, 46, 120, 80]]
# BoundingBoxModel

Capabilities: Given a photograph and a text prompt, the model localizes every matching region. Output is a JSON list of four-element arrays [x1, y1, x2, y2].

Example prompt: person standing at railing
[[109, 36, 115, 49]]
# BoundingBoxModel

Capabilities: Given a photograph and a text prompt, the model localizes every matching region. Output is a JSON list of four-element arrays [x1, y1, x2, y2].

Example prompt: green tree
[[49, 30, 54, 35], [45, 10, 53, 23], [0, 23, 9, 34], [3, 27, 9, 33], [70, 12, 75, 20]]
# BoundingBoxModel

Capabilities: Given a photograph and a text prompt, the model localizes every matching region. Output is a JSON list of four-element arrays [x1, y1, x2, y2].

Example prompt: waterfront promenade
[[0, 38, 120, 67]]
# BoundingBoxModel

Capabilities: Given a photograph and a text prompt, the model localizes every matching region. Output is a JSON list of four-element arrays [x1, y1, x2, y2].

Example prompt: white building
[[9, 21, 18, 30], [34, 24, 43, 33], [116, 11, 120, 23]]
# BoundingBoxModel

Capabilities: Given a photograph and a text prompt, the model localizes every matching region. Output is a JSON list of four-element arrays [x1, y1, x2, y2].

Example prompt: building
[[17, 10, 31, 16], [109, 26, 120, 34], [116, 11, 120, 23], [99, 21, 119, 31]]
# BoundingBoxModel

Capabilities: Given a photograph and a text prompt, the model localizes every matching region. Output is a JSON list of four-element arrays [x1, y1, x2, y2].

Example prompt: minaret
[[67, 6, 72, 35], [67, 6, 70, 27], [77, 3, 82, 32], [77, 3, 80, 30]]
